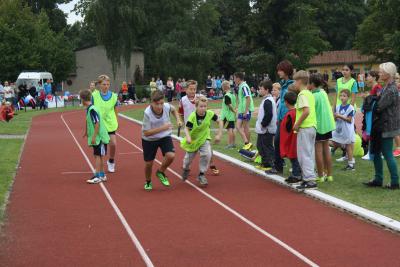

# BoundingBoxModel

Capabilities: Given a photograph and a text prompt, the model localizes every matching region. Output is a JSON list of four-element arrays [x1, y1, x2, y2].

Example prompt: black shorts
[[93, 143, 107, 156], [142, 136, 175, 162], [316, 131, 332, 142], [108, 131, 116, 135], [223, 119, 235, 129]]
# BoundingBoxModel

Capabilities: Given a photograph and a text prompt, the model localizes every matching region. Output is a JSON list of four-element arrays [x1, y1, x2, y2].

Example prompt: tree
[[355, 0, 400, 64], [0, 0, 74, 82], [65, 21, 97, 50]]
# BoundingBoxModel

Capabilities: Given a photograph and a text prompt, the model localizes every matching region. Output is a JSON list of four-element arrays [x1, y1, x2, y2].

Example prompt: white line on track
[[61, 114, 154, 267], [116, 132, 319, 267]]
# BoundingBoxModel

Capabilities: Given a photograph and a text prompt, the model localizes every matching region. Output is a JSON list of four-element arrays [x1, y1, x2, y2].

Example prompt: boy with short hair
[[220, 80, 236, 148], [142, 90, 183, 191], [181, 95, 223, 186], [255, 81, 277, 172], [234, 72, 255, 150], [292, 70, 318, 189], [80, 89, 110, 184]]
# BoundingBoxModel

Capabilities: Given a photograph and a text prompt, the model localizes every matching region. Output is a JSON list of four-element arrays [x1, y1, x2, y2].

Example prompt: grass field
[[122, 95, 400, 221]]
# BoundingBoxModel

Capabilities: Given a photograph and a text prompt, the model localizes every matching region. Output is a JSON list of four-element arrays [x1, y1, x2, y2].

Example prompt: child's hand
[[214, 134, 221, 144], [177, 120, 183, 128], [91, 137, 96, 145], [293, 123, 299, 132], [164, 123, 173, 130]]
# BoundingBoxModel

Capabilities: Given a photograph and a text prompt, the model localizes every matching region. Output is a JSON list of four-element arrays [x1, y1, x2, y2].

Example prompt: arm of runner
[[92, 123, 99, 145], [214, 119, 223, 144], [170, 105, 183, 127], [184, 126, 192, 144]]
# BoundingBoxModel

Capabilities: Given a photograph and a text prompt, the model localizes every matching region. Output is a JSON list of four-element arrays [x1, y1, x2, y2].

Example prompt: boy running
[[181, 96, 223, 186], [142, 91, 183, 191], [234, 72, 255, 150], [92, 75, 119, 173], [81, 89, 110, 184]]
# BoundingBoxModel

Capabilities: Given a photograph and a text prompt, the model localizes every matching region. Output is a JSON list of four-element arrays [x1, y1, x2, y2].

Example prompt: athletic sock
[[109, 159, 114, 164], [99, 171, 105, 177], [95, 172, 100, 178]]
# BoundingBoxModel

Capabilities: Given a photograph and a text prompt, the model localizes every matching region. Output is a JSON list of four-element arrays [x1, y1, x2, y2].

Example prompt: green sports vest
[[336, 77, 357, 105], [181, 110, 214, 152], [220, 92, 236, 122], [237, 82, 254, 114], [296, 89, 317, 129], [92, 90, 118, 132], [312, 89, 336, 134], [86, 105, 110, 146]]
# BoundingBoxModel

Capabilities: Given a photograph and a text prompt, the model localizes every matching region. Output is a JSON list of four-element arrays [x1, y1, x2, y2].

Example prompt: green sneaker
[[156, 170, 170, 187], [316, 176, 326, 183], [144, 181, 153, 191], [326, 176, 334, 182]]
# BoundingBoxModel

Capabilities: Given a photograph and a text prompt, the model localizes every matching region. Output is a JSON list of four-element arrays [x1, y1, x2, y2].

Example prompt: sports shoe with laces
[[336, 156, 348, 162], [343, 165, 355, 171], [296, 181, 317, 190], [242, 143, 253, 150], [87, 177, 102, 184], [100, 175, 107, 182], [156, 170, 170, 186], [182, 169, 190, 181], [107, 160, 115, 173], [197, 174, 208, 186], [316, 176, 326, 183], [285, 176, 302, 184], [326, 176, 334, 182], [144, 181, 153, 191], [255, 165, 272, 171]]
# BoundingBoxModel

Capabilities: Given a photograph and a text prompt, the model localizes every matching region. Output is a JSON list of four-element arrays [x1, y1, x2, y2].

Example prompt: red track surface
[[1, 109, 400, 266]]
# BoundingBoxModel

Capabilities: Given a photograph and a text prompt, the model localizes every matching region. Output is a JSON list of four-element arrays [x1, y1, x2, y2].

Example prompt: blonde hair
[[272, 83, 281, 90], [293, 70, 309, 84], [187, 80, 197, 88], [80, 89, 92, 102], [222, 80, 230, 90], [379, 62, 398, 78], [195, 95, 208, 107], [98, 74, 110, 83]]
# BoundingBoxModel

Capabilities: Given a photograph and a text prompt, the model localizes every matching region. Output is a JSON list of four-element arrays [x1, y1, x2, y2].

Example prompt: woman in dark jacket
[[364, 62, 400, 189]]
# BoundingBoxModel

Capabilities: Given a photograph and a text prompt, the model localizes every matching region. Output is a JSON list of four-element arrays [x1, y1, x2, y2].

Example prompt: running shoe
[[156, 170, 170, 186], [224, 144, 237, 149], [326, 176, 334, 182], [296, 181, 317, 190], [242, 143, 253, 150], [393, 149, 400, 157], [362, 180, 382, 187], [144, 181, 153, 191], [362, 153, 370, 160], [182, 169, 190, 181], [316, 176, 325, 183], [210, 165, 220, 175], [336, 156, 348, 162], [107, 160, 115, 173], [384, 184, 400, 190], [285, 176, 302, 184], [265, 168, 279, 175], [255, 165, 272, 171], [197, 174, 208, 186], [87, 177, 102, 184], [100, 175, 107, 182], [343, 165, 355, 171]]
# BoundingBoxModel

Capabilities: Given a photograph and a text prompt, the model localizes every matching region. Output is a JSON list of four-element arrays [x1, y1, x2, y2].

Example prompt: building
[[307, 50, 381, 86], [63, 45, 144, 93]]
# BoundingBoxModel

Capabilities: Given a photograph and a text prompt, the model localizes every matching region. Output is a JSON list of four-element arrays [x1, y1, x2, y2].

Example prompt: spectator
[[44, 79, 52, 95], [323, 71, 329, 82], [128, 81, 136, 102], [206, 75, 212, 92], [149, 77, 157, 93], [121, 81, 128, 101], [156, 77, 163, 91], [4, 81, 15, 104], [29, 83, 37, 97], [175, 78, 183, 101], [180, 78, 187, 98], [166, 77, 174, 102], [364, 62, 400, 189]]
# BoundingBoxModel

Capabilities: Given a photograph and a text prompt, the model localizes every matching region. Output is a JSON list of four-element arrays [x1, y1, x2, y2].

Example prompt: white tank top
[[181, 95, 197, 123], [142, 103, 172, 141]]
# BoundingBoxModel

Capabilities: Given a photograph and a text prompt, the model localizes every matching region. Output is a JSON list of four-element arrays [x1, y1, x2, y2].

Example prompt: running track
[[1, 109, 400, 266]]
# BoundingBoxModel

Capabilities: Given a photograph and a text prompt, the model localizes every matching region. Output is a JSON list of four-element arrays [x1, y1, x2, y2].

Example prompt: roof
[[309, 50, 377, 66]]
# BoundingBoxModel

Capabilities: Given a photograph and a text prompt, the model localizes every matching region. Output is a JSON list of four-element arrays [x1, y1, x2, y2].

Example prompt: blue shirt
[[277, 79, 294, 121], [44, 83, 52, 95]]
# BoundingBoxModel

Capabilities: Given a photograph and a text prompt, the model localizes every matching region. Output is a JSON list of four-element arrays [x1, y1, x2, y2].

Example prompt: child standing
[[220, 80, 237, 149], [181, 96, 223, 186], [293, 70, 318, 189], [332, 89, 356, 171], [234, 72, 255, 150], [272, 82, 281, 109], [92, 75, 119, 173], [179, 80, 220, 174], [309, 73, 336, 182], [142, 91, 183, 191], [280, 91, 302, 183], [80, 89, 110, 184], [255, 81, 277, 172]]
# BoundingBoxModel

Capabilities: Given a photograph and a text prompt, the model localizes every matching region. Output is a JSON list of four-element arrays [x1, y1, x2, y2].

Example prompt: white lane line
[[116, 132, 319, 267], [61, 114, 154, 267]]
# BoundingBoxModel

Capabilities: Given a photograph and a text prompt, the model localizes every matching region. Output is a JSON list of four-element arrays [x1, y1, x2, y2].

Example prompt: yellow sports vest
[[337, 77, 357, 105], [181, 110, 214, 152], [296, 89, 317, 129], [92, 90, 118, 132]]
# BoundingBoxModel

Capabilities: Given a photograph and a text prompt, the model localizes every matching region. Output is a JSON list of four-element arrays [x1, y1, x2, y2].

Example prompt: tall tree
[[355, 0, 400, 64]]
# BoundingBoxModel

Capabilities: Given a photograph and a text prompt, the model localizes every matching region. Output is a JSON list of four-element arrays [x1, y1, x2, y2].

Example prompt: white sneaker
[[362, 153, 370, 160], [100, 176, 107, 182], [107, 160, 115, 173], [86, 177, 102, 184], [336, 156, 348, 162]]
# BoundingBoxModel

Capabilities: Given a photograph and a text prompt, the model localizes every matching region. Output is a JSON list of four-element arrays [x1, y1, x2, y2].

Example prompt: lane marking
[[61, 114, 154, 267], [116, 132, 319, 267]]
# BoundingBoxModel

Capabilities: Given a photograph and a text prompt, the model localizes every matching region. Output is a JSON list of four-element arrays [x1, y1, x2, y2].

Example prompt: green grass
[[0, 106, 82, 135], [0, 140, 24, 221], [122, 99, 400, 221]]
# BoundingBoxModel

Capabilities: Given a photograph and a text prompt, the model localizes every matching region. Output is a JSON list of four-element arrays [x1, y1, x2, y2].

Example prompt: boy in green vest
[[234, 72, 255, 150], [292, 71, 318, 190], [220, 80, 236, 149], [181, 95, 223, 186], [80, 89, 110, 184]]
